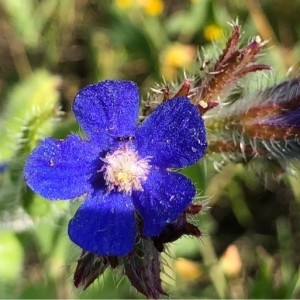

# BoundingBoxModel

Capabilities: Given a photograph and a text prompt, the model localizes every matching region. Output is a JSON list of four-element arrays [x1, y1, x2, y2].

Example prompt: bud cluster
[[143, 22, 300, 173]]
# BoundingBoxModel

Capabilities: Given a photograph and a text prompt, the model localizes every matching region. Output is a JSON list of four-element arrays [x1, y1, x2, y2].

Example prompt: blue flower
[[0, 163, 8, 173], [24, 80, 207, 256]]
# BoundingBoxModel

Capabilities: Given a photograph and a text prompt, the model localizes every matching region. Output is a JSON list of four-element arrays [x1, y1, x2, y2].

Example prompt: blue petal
[[68, 191, 136, 256], [132, 169, 195, 237], [0, 162, 8, 173], [260, 108, 300, 127], [73, 80, 139, 146], [24, 134, 100, 200], [135, 97, 207, 168]]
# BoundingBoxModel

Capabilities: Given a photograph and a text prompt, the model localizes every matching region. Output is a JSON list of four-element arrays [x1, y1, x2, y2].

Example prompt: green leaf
[[0, 231, 24, 283], [1, 0, 60, 48], [166, 0, 209, 38], [180, 162, 206, 193]]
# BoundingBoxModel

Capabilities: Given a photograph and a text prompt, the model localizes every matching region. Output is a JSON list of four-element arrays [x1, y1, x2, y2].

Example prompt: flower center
[[100, 147, 151, 195]]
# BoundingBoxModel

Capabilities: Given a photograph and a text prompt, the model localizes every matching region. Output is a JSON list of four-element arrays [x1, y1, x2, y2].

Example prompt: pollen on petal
[[101, 147, 151, 195]]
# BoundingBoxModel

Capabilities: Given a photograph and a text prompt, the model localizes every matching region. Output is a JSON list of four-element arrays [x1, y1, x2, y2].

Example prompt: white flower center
[[100, 146, 151, 195]]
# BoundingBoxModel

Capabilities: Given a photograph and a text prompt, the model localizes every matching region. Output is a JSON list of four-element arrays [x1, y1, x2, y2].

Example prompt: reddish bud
[[124, 240, 167, 299], [192, 24, 270, 113]]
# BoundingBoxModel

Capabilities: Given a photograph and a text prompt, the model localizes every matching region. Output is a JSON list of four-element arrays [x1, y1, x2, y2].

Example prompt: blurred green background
[[1, 0, 300, 298]]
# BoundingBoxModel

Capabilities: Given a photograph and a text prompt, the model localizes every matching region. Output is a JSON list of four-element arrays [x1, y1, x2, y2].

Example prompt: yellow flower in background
[[115, 0, 163, 15], [220, 245, 242, 277], [160, 43, 196, 80], [204, 24, 223, 41], [115, 0, 134, 9], [138, 0, 164, 16], [174, 258, 203, 282]]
